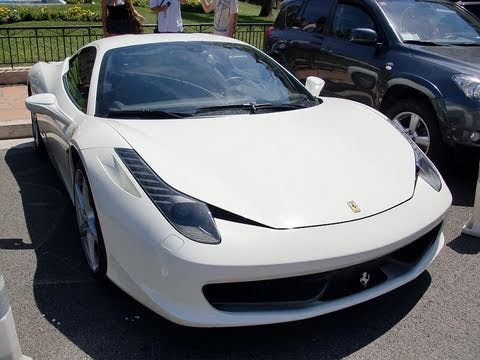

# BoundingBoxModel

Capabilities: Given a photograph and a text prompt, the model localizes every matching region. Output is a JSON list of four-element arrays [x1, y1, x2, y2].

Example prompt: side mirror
[[305, 76, 325, 97], [25, 93, 72, 125], [350, 28, 378, 45]]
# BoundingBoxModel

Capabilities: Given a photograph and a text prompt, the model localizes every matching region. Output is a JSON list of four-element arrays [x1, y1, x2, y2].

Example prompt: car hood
[[105, 98, 416, 228], [411, 45, 480, 74]]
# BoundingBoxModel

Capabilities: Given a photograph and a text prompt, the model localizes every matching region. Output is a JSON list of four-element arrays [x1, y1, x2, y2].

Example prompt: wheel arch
[[69, 142, 109, 279], [380, 78, 452, 145], [380, 84, 436, 115]]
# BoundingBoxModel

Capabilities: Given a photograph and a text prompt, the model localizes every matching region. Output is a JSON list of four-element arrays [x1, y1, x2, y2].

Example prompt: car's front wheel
[[385, 99, 448, 166], [73, 165, 107, 279]]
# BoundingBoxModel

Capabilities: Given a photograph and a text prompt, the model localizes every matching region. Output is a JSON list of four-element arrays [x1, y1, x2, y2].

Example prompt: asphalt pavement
[[0, 138, 479, 360]]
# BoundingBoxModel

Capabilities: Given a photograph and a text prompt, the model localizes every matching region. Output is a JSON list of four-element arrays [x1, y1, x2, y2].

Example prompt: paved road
[[0, 139, 479, 360]]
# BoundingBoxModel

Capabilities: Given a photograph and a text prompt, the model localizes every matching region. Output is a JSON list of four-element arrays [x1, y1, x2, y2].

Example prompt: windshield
[[96, 41, 317, 118], [379, 0, 480, 45]]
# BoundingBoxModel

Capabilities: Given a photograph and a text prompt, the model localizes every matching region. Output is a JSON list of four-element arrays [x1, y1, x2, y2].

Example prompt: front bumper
[[438, 96, 480, 148], [82, 148, 452, 327]]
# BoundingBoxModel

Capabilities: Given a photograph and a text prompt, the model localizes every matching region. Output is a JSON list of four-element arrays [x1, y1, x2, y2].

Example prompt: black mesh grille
[[203, 223, 442, 311]]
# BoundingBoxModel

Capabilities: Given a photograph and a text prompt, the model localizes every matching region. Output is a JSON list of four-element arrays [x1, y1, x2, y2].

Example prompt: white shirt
[[213, 0, 238, 37], [107, 0, 125, 5], [150, 0, 183, 33]]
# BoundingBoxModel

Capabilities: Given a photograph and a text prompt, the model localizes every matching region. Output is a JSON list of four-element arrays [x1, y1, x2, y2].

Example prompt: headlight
[[391, 123, 442, 192], [115, 148, 221, 244], [452, 74, 480, 100]]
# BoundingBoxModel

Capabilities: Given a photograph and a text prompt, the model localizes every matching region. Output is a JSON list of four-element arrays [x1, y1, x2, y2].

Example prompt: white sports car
[[25, 34, 451, 327]]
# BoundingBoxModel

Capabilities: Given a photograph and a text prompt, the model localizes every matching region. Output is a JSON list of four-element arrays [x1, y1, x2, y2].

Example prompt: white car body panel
[[106, 98, 415, 228], [25, 34, 452, 327], [84, 146, 450, 326]]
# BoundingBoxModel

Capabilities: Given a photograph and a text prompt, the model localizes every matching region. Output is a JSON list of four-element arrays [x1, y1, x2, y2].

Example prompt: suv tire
[[385, 99, 448, 167]]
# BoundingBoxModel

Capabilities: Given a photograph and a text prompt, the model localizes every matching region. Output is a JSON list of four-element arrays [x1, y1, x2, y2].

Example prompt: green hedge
[[182, 0, 204, 13], [0, 0, 203, 25], [0, 6, 100, 24]]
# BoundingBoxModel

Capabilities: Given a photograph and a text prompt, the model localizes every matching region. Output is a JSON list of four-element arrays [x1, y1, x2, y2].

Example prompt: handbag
[[129, 13, 144, 34]]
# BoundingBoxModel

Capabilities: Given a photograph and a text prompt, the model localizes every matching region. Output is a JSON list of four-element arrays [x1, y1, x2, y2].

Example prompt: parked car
[[265, 0, 480, 164], [25, 34, 451, 327]]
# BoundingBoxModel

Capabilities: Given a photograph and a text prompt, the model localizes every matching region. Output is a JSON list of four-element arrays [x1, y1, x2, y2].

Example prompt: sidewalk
[[0, 85, 31, 140]]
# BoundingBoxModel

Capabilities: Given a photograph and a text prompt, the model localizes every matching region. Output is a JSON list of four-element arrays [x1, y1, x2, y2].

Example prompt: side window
[[331, 3, 375, 40], [274, 6, 287, 29], [300, 0, 335, 33], [285, 0, 305, 29], [64, 47, 96, 112]]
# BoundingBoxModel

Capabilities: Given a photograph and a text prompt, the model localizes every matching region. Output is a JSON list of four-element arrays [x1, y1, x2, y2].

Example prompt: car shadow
[[447, 234, 480, 255], [4, 143, 434, 360], [439, 157, 478, 207]]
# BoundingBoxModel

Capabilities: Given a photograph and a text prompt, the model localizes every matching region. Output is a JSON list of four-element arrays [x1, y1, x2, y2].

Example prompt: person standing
[[102, 0, 145, 36], [199, 0, 238, 38], [150, 0, 186, 33]]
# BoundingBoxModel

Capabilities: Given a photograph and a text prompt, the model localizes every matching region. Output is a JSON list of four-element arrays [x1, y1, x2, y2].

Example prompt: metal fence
[[0, 23, 271, 68]]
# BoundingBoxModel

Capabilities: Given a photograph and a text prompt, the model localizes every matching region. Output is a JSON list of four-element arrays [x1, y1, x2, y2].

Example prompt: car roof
[[89, 33, 248, 53]]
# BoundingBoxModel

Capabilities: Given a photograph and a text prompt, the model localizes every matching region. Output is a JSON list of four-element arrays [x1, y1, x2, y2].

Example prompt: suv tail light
[[264, 26, 275, 47], [264, 26, 275, 40]]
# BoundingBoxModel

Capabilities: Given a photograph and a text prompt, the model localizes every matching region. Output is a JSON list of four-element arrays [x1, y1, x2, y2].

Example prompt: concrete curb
[[0, 120, 32, 140], [0, 67, 30, 85]]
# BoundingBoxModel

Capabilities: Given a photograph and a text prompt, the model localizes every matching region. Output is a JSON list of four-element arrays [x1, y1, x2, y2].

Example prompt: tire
[[385, 98, 449, 167], [31, 112, 45, 152], [73, 164, 108, 280], [28, 84, 45, 153]]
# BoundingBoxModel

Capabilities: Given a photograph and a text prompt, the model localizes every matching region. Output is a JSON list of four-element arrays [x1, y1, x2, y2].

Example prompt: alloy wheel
[[392, 112, 431, 153], [74, 169, 100, 273]]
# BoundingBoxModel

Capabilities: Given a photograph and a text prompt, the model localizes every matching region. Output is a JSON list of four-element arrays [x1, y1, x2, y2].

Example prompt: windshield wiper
[[403, 40, 450, 46], [106, 108, 190, 119], [195, 102, 307, 115]]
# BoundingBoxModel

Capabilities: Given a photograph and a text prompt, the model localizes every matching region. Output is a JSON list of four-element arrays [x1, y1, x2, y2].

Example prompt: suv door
[[268, 0, 336, 82], [321, 0, 387, 106], [267, 0, 307, 73]]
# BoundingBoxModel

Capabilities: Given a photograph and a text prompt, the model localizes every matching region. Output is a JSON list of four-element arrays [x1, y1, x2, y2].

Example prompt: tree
[[259, 0, 273, 17]]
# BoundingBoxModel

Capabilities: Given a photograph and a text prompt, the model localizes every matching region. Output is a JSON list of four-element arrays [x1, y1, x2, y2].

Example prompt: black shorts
[[106, 18, 130, 35]]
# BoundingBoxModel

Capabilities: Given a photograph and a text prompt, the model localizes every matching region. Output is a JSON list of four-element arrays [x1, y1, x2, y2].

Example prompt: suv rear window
[[300, 0, 335, 32], [275, 0, 305, 29]]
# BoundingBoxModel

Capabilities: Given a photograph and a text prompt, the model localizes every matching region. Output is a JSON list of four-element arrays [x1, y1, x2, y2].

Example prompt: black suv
[[265, 0, 480, 162]]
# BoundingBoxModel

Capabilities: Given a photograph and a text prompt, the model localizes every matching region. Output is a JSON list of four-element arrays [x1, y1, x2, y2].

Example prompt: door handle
[[290, 40, 310, 46], [273, 40, 289, 51], [321, 47, 333, 55]]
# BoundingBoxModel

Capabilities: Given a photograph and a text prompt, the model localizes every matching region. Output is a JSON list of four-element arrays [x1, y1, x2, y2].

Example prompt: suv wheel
[[385, 99, 447, 166]]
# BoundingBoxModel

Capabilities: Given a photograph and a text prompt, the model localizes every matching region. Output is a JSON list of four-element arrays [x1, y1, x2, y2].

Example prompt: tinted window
[[64, 47, 96, 112], [331, 3, 375, 39], [274, 6, 287, 29], [96, 42, 317, 118], [463, 4, 480, 19], [285, 0, 304, 29], [300, 0, 335, 32]]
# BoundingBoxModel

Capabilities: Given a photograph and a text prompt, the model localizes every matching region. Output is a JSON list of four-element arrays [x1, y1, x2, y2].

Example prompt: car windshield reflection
[[96, 41, 318, 119], [379, 0, 480, 45]]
